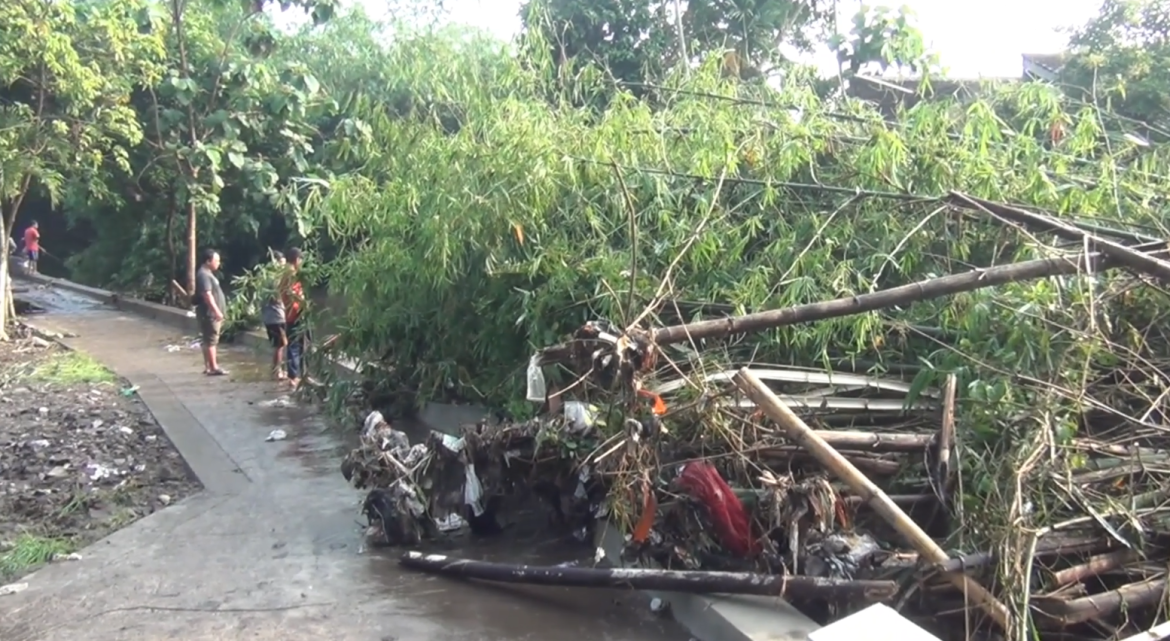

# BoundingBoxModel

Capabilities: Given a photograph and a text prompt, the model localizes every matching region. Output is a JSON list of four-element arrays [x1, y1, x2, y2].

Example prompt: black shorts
[[265, 323, 287, 347]]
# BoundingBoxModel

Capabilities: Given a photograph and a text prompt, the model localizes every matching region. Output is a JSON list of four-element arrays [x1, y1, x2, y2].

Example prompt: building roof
[[845, 75, 1016, 116], [1021, 52, 1069, 73]]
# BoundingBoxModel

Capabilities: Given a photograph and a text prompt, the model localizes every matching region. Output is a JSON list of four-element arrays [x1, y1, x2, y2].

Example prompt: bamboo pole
[[653, 246, 1167, 345], [399, 551, 898, 601], [949, 192, 1170, 281], [936, 373, 957, 499], [732, 367, 1013, 631]]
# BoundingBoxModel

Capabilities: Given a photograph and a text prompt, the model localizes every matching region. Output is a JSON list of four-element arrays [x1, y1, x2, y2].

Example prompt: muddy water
[[15, 285, 689, 641], [231, 356, 687, 640]]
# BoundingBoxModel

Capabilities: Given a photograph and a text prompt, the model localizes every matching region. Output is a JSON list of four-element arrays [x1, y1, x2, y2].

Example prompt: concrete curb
[[12, 266, 273, 348], [595, 523, 821, 641], [15, 267, 823, 641]]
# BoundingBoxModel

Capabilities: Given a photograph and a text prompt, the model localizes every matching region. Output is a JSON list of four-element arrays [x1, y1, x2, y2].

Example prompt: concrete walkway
[[0, 287, 684, 641]]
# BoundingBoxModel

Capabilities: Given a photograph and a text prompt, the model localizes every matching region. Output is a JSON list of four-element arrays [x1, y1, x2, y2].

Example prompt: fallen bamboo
[[949, 192, 1170, 282], [766, 431, 935, 452], [654, 246, 1167, 345], [733, 368, 1013, 631], [1032, 576, 1168, 626], [398, 551, 898, 601], [1051, 549, 1140, 588], [936, 373, 957, 500], [934, 533, 1113, 574], [758, 449, 903, 476]]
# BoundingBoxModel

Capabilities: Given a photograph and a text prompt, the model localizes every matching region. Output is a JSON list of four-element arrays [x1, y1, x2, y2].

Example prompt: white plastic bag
[[563, 401, 598, 431], [526, 354, 547, 402]]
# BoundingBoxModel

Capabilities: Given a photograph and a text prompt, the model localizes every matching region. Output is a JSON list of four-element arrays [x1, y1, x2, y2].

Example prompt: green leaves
[[1062, 0, 1170, 127]]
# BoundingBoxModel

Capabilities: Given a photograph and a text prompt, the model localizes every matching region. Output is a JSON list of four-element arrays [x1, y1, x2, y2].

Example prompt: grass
[[29, 351, 117, 386], [0, 534, 73, 579]]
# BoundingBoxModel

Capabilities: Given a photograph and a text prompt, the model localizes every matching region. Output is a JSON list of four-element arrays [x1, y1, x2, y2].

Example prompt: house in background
[[1021, 53, 1069, 82], [844, 51, 1069, 115]]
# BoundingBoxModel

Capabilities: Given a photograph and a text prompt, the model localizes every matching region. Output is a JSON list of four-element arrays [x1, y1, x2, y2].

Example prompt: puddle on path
[[25, 282, 692, 641]]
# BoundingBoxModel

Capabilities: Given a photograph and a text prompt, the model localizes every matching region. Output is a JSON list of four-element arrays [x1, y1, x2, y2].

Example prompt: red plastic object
[[676, 462, 758, 557]]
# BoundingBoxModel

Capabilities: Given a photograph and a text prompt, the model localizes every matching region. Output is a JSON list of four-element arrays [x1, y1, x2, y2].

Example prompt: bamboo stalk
[[733, 368, 1012, 631], [654, 247, 1167, 345], [949, 193, 1170, 281], [1051, 549, 1140, 587], [1032, 576, 1168, 626], [792, 431, 934, 452], [936, 373, 957, 499], [398, 551, 898, 601]]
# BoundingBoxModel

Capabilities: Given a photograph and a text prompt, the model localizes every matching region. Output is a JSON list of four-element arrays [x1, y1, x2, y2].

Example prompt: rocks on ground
[[0, 323, 200, 581]]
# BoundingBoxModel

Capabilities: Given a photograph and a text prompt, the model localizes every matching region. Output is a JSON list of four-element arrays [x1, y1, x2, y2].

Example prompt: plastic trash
[[0, 582, 28, 596], [435, 513, 467, 532], [265, 429, 287, 442], [526, 354, 546, 402], [563, 401, 598, 431], [464, 464, 485, 516]]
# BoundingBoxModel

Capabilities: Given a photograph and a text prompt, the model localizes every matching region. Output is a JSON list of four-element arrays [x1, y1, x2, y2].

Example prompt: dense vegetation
[[5, 1, 1170, 632]]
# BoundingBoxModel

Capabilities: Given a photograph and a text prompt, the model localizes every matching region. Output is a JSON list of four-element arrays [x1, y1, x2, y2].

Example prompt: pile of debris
[[339, 194, 1170, 641]]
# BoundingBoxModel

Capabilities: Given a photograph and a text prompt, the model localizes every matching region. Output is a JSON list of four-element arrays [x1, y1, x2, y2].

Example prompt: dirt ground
[[0, 323, 200, 581]]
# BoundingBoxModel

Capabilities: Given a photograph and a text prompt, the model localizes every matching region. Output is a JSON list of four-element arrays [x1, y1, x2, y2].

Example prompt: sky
[[344, 0, 1105, 78]]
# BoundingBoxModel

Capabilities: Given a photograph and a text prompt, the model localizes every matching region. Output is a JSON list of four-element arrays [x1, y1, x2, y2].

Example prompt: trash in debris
[[265, 429, 287, 442], [327, 195, 1170, 640], [85, 462, 115, 481], [52, 552, 83, 562], [0, 582, 28, 596], [119, 385, 139, 397], [258, 396, 295, 408]]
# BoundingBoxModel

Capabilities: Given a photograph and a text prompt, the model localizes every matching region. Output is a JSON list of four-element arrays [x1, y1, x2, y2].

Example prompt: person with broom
[[22, 221, 40, 273]]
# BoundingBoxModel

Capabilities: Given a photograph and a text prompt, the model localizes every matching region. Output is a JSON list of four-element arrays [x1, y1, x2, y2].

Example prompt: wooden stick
[[654, 246, 1166, 345], [399, 551, 898, 601], [733, 368, 1012, 631]]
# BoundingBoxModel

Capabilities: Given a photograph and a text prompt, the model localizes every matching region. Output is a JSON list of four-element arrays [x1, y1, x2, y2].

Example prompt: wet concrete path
[[1, 285, 687, 641]]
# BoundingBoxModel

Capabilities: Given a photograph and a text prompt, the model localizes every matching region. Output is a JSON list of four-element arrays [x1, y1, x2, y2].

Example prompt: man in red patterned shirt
[[281, 247, 307, 387]]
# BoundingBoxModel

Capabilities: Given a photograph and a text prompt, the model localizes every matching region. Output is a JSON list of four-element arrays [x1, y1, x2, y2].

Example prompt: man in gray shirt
[[260, 250, 288, 379], [194, 248, 228, 376]]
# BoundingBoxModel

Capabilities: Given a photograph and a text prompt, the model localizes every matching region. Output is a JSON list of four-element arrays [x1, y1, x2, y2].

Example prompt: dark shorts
[[197, 314, 222, 347], [26, 249, 38, 262], [265, 323, 287, 347]]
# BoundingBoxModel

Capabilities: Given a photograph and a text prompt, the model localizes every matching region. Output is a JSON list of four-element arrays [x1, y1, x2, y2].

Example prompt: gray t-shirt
[[260, 296, 285, 326], [194, 266, 226, 319]]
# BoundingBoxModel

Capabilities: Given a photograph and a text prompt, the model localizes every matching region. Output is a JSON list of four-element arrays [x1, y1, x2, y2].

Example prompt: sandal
[[206, 368, 229, 376]]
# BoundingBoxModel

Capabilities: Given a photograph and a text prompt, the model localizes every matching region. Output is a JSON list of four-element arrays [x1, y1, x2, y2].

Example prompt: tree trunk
[[0, 216, 11, 341], [171, 0, 201, 303], [184, 200, 196, 302], [0, 178, 32, 341]]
